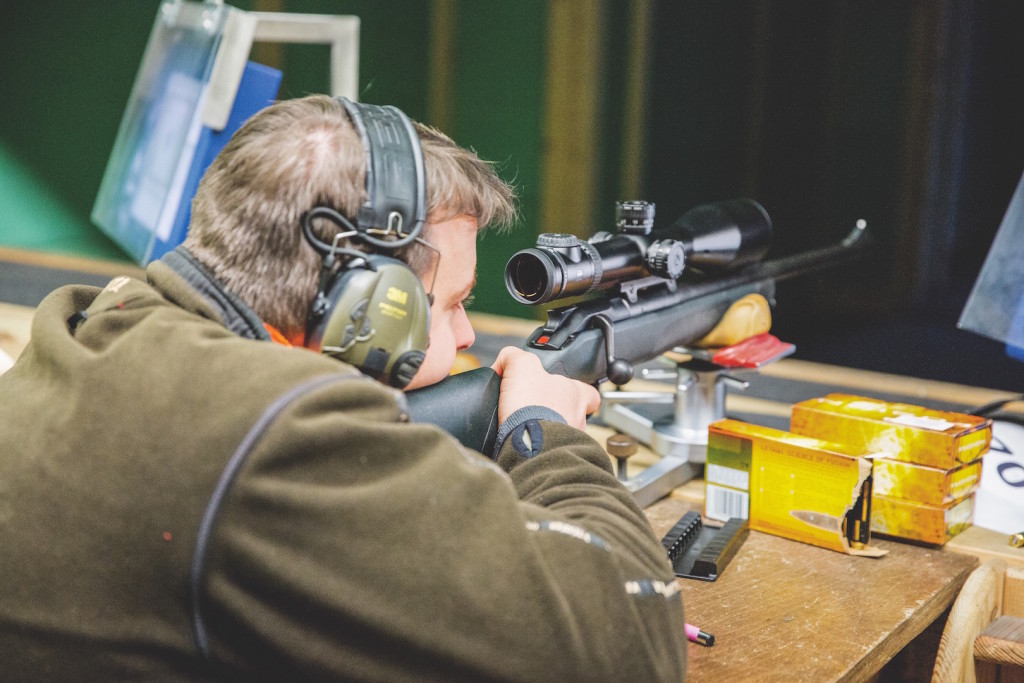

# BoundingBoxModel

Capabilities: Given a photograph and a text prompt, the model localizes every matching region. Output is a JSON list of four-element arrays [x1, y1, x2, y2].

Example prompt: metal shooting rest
[[600, 352, 765, 509]]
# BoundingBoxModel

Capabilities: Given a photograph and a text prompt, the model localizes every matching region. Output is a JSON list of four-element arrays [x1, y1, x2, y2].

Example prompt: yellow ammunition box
[[705, 419, 886, 557], [870, 493, 975, 546], [790, 394, 991, 469], [871, 457, 983, 506]]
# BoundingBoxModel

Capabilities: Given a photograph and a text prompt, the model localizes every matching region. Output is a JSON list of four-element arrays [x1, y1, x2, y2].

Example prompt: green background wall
[[3, 1, 1024, 389], [0, 1, 555, 317]]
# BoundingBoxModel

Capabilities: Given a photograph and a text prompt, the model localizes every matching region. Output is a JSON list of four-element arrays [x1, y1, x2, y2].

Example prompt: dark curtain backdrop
[[644, 1, 1024, 391]]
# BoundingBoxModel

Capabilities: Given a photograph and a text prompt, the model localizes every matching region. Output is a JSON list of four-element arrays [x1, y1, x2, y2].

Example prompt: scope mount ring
[[618, 274, 678, 304]]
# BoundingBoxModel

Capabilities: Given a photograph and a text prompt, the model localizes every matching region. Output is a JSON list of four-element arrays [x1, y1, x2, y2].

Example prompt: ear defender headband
[[339, 97, 427, 246], [303, 98, 432, 389]]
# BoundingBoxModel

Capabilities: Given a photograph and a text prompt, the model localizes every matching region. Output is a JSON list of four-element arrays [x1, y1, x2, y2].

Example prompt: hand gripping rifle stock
[[406, 222, 870, 455]]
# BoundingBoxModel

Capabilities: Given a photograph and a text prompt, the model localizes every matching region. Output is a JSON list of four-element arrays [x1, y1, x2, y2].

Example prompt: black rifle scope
[[504, 198, 773, 305]]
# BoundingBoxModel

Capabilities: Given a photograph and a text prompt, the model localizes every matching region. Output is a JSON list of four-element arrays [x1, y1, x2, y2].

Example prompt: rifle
[[406, 198, 870, 454]]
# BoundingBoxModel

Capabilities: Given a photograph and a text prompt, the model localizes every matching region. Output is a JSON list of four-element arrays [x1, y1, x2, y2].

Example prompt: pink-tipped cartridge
[[685, 623, 715, 646]]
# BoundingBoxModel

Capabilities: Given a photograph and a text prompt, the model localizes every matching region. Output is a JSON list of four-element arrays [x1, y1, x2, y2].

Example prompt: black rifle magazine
[[660, 511, 748, 581]]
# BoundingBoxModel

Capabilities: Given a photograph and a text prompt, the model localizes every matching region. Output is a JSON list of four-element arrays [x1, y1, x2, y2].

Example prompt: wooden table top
[[645, 496, 978, 682]]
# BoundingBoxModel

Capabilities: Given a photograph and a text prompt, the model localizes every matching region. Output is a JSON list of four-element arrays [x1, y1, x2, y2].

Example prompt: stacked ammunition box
[[790, 394, 992, 545], [705, 419, 886, 557]]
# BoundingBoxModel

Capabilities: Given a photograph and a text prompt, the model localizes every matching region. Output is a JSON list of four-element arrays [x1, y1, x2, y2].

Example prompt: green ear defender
[[306, 251, 430, 388], [303, 98, 430, 389]]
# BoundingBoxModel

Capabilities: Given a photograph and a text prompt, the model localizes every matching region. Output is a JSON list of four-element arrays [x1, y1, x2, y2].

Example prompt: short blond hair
[[184, 95, 516, 334]]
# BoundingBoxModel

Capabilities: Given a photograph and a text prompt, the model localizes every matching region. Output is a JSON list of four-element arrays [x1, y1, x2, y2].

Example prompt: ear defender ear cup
[[306, 254, 431, 389]]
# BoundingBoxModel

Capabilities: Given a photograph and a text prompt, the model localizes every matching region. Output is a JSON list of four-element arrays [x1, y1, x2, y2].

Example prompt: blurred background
[[2, 0, 1023, 390]]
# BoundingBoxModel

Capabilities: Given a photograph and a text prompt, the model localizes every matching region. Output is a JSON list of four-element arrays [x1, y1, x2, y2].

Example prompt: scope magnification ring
[[577, 240, 603, 294]]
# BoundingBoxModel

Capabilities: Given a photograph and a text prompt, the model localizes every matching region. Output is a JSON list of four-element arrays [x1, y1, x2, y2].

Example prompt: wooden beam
[[250, 0, 285, 71], [0, 246, 143, 279], [975, 616, 1024, 668], [618, 0, 652, 202], [427, 0, 457, 131], [540, 0, 605, 237]]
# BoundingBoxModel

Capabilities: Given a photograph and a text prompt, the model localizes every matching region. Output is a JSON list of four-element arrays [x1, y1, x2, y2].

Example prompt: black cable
[[302, 207, 359, 255], [968, 393, 1024, 427], [969, 393, 1024, 417]]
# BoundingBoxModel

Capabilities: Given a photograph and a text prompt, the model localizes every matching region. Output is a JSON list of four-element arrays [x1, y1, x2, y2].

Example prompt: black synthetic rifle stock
[[406, 199, 870, 455]]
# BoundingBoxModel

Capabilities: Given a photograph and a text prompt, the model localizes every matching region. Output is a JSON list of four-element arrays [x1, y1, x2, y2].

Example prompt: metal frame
[[201, 6, 360, 131]]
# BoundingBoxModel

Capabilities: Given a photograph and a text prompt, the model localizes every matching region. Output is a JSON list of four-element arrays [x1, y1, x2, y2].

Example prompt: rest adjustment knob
[[606, 432, 639, 482]]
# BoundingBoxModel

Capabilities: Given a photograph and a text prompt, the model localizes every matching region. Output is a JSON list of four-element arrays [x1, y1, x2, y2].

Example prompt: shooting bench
[[625, 362, 1024, 681], [470, 310, 1024, 682]]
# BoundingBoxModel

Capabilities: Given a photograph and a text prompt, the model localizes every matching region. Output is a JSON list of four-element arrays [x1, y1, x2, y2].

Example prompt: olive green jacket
[[0, 249, 686, 681]]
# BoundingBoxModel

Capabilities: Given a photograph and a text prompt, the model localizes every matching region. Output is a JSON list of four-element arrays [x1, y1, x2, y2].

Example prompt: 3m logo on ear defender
[[378, 286, 411, 320], [386, 287, 409, 305]]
